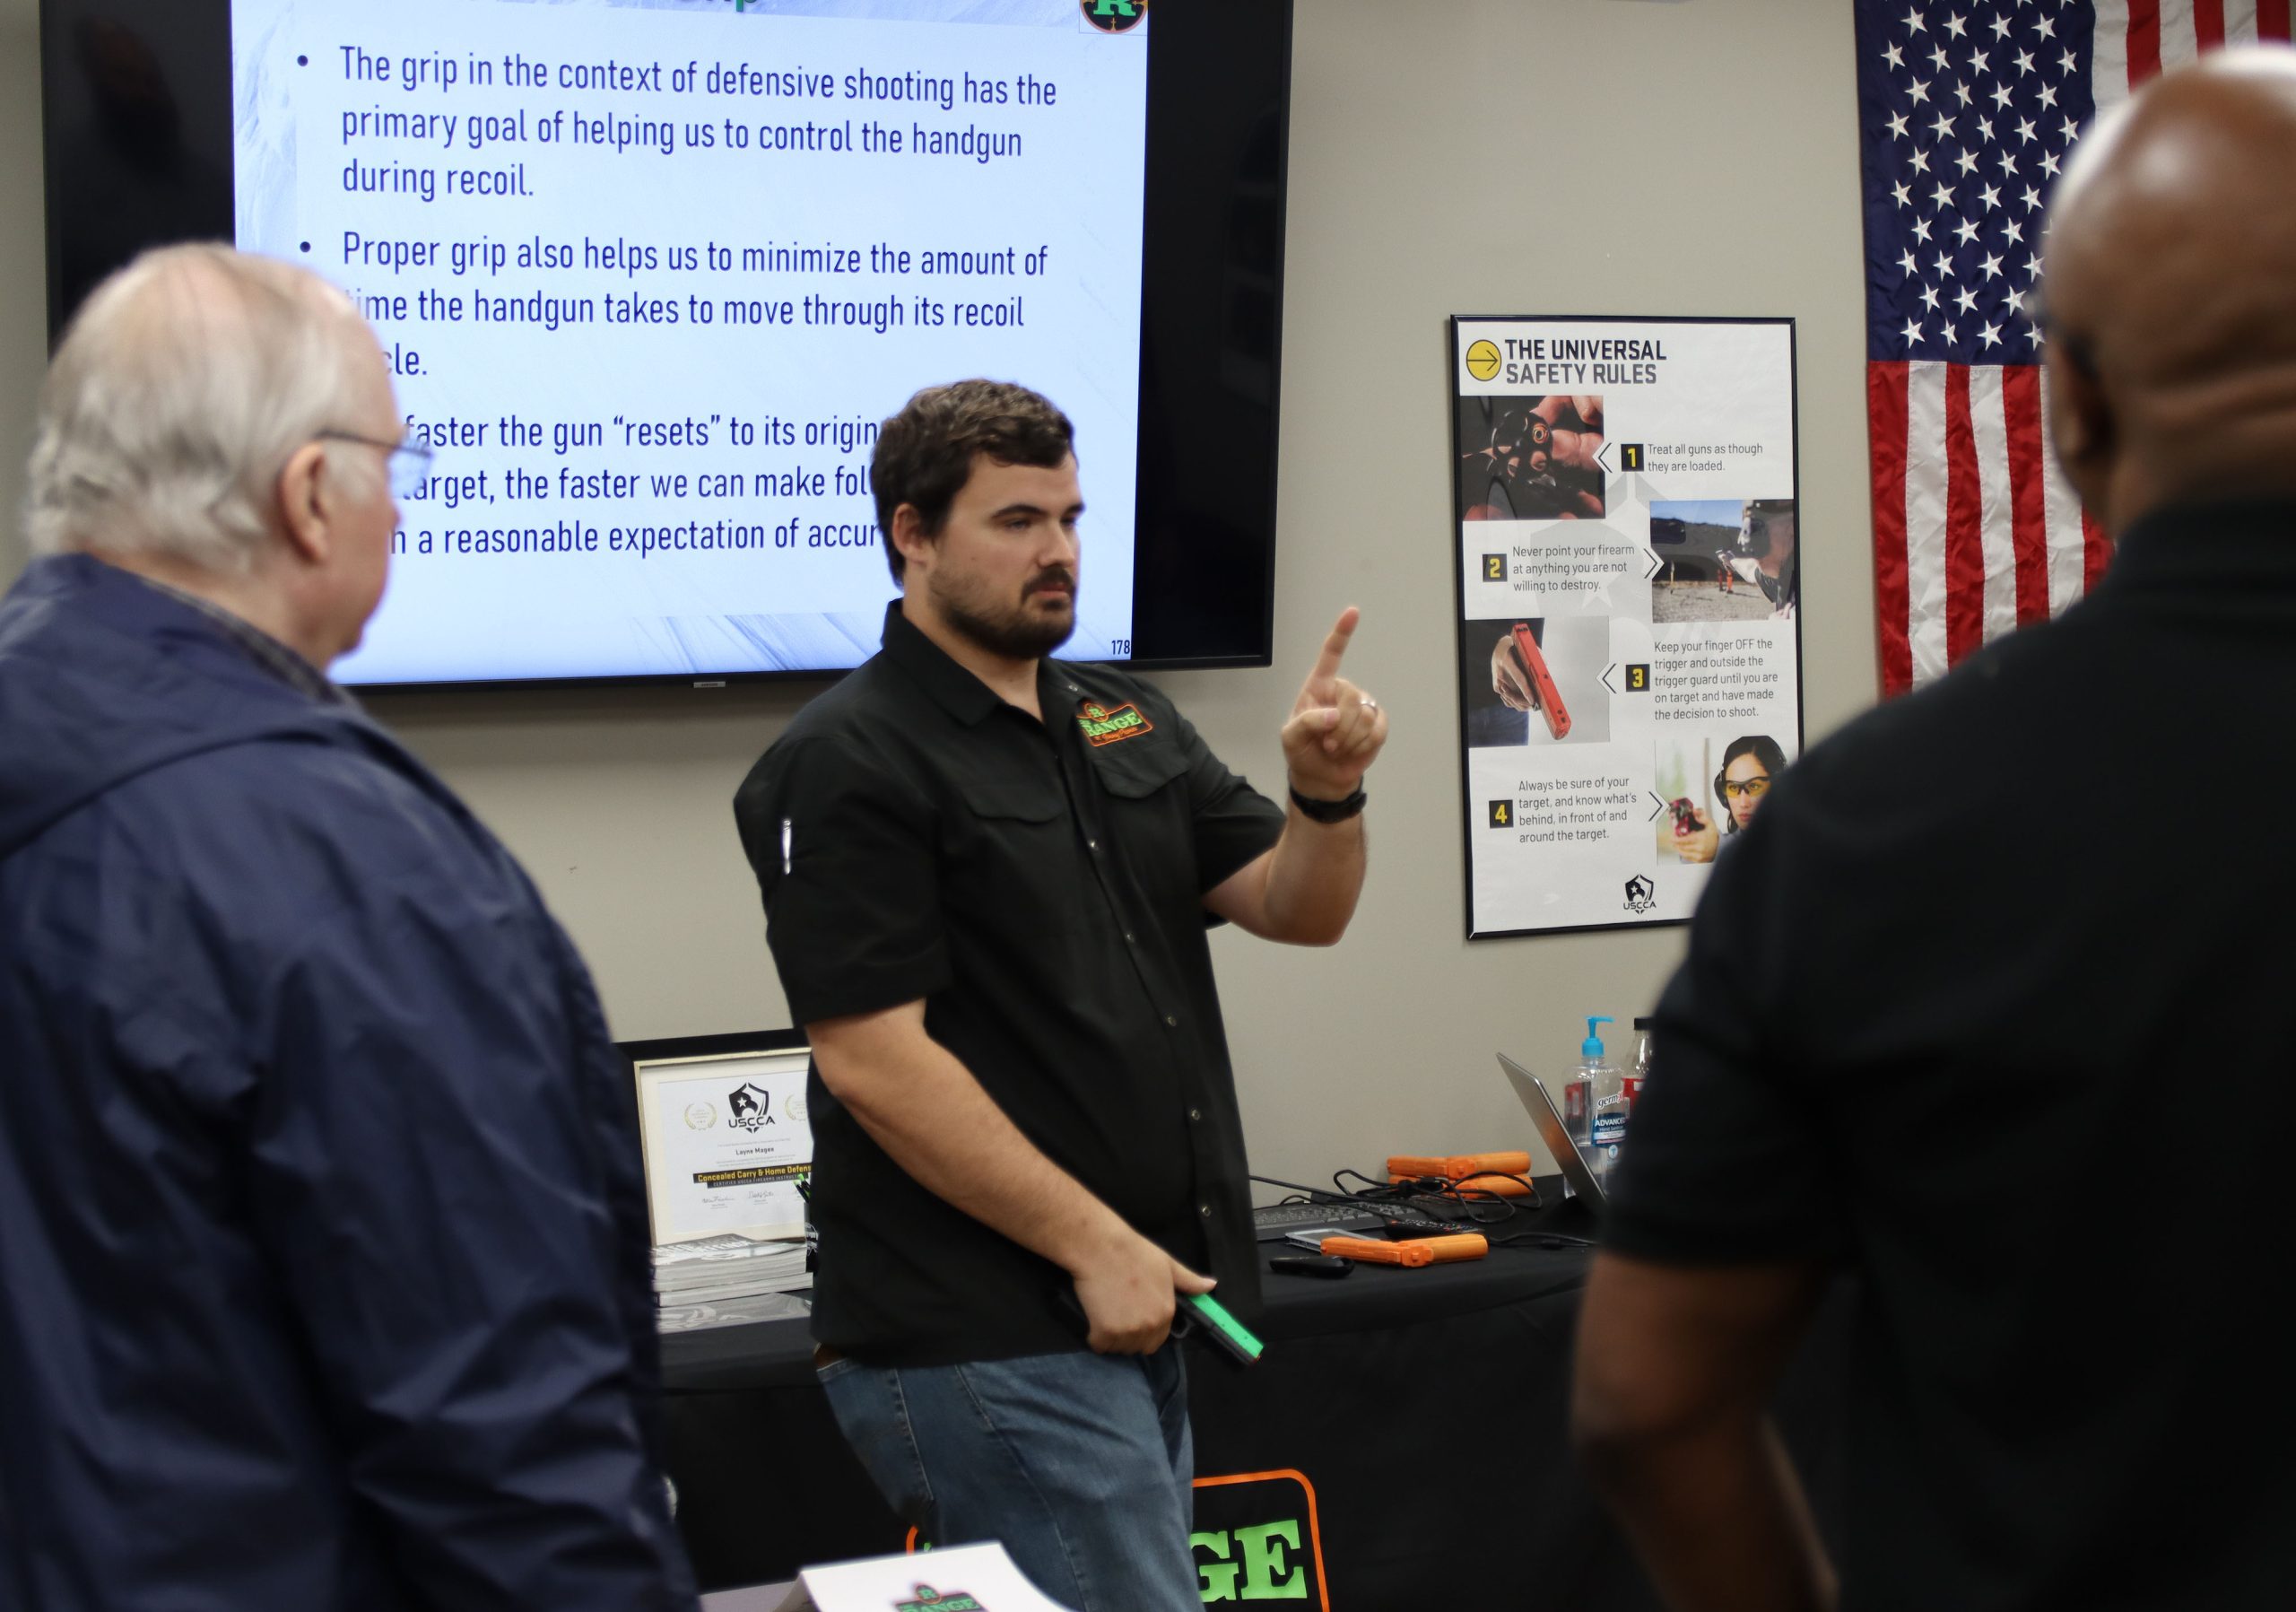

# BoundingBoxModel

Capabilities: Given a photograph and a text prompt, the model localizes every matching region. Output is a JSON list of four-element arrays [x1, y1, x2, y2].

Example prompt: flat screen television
[[40, 0, 1291, 689]]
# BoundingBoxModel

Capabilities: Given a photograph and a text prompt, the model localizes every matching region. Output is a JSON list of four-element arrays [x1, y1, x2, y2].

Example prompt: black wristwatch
[[1289, 785, 1368, 823]]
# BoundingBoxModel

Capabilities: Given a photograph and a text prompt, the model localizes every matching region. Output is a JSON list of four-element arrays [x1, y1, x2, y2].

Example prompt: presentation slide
[[230, 0, 1149, 684]]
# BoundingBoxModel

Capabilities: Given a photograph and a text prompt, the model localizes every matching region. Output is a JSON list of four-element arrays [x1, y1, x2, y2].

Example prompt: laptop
[[1497, 1052, 1608, 1212]]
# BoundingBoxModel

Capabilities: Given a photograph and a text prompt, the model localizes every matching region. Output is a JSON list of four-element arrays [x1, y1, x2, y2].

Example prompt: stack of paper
[[773, 1542, 1078, 1611], [653, 1233, 809, 1308], [657, 1290, 812, 1334]]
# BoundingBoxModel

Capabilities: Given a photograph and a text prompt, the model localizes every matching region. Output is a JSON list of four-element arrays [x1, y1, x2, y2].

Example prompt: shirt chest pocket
[[1088, 738, 1191, 804], [947, 776, 1075, 931], [1085, 739, 1199, 902]]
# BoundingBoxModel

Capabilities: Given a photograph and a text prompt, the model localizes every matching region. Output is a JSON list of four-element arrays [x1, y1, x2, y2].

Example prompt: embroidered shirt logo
[[1076, 700, 1154, 747]]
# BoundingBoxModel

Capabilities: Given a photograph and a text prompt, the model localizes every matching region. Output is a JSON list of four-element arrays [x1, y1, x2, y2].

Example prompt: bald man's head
[[2041, 48, 2296, 531]]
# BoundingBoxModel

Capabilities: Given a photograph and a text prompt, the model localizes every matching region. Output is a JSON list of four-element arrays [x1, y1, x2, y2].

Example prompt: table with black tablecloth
[[661, 1181, 1847, 1608]]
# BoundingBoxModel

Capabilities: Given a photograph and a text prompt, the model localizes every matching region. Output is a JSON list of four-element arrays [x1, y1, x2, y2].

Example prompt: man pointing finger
[[734, 379, 1383, 1612]]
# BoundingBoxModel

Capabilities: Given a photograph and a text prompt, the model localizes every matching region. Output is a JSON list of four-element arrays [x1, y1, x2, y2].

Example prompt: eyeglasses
[[317, 430, 433, 498], [1721, 776, 1771, 799], [2016, 283, 2098, 378]]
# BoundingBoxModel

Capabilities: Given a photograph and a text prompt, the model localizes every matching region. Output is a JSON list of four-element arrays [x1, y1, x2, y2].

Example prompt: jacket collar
[[2096, 500, 2296, 597]]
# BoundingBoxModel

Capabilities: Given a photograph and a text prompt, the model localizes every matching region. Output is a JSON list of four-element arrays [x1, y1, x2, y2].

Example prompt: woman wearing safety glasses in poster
[[1672, 735, 1787, 864]]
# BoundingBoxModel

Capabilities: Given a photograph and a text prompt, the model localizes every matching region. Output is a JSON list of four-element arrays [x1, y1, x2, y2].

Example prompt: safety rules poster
[[1450, 316, 1804, 938]]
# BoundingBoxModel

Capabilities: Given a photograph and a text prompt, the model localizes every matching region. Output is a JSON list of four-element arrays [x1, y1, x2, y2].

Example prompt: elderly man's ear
[[275, 442, 342, 566]]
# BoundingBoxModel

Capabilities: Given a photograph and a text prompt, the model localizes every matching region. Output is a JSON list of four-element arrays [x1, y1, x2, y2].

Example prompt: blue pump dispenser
[[1581, 1015, 1614, 1060]]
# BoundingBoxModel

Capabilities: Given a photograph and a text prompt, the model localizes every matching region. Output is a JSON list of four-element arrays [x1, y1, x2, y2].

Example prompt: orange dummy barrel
[[1318, 1233, 1490, 1267], [1386, 1172, 1535, 1198], [1448, 1172, 1535, 1198], [1383, 1152, 1533, 1181], [1319, 1237, 1433, 1267], [1401, 1233, 1489, 1264], [1447, 1151, 1532, 1178]]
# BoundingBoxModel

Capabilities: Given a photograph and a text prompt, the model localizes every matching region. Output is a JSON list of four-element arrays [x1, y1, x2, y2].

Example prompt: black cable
[[1487, 1240, 1597, 1258], [1253, 1172, 1589, 1247], [1331, 1166, 1545, 1222], [1450, 1170, 1547, 1215], [1249, 1172, 1370, 1207], [1250, 1172, 1463, 1233], [1329, 1168, 1477, 1224]]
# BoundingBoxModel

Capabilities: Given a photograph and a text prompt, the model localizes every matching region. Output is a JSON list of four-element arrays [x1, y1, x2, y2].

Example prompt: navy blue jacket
[[0, 556, 695, 1609]]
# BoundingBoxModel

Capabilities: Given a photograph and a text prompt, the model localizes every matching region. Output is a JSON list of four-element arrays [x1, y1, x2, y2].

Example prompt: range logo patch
[[1076, 700, 1154, 747], [895, 1589, 982, 1611], [1192, 1469, 1330, 1608]]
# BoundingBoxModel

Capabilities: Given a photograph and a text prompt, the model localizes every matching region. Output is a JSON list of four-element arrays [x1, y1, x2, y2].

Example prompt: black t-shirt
[[1607, 501, 2296, 1611], [733, 603, 1285, 1365]]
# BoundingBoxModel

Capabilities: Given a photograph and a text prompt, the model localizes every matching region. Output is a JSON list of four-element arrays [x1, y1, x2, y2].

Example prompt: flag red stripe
[[1867, 362, 1913, 699], [1942, 366, 1987, 666], [2127, 0, 2163, 83], [2196, 0, 2226, 48], [2000, 366, 2051, 627], [2263, 0, 2292, 41], [2082, 508, 2111, 591]]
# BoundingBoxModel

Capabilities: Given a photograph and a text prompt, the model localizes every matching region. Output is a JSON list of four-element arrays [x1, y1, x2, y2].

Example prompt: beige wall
[[0, 0, 1876, 1185], [1, 1, 39, 585]]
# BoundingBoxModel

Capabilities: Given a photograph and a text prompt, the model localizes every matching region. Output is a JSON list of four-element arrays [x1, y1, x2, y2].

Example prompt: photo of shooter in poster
[[1458, 395, 1605, 520], [1657, 733, 1788, 863], [1649, 498, 1799, 623]]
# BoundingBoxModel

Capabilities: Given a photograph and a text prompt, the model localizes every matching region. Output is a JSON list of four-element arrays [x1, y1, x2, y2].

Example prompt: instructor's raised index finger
[[1308, 606, 1361, 684]]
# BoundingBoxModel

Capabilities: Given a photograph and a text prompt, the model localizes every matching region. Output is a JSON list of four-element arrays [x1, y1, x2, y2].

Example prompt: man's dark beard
[[935, 569, 1077, 660]]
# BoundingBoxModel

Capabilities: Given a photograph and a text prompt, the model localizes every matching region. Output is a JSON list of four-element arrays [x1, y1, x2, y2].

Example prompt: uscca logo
[[683, 1102, 717, 1131], [1079, 0, 1146, 32], [1623, 874, 1657, 914], [1077, 699, 1154, 747], [726, 1081, 777, 1132], [896, 1589, 983, 1611]]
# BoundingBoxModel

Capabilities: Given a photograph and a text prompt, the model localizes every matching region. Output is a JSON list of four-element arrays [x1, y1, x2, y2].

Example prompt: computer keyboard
[[1253, 1201, 1378, 1227], [1250, 1199, 1453, 1241]]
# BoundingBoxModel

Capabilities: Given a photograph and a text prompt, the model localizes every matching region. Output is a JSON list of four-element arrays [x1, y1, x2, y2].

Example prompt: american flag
[[1858, 2, 2292, 695]]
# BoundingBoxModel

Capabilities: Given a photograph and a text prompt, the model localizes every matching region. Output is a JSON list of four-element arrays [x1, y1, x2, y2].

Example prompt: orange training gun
[[1386, 1152, 1533, 1181], [1386, 1152, 1536, 1198], [1319, 1233, 1490, 1267], [1510, 623, 1572, 741]]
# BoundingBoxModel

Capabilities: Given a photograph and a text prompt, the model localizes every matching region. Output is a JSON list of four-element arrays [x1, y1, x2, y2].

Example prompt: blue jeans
[[817, 1346, 1199, 1612]]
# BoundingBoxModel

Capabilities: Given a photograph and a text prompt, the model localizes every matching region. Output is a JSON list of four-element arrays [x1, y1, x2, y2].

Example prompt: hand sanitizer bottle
[[1581, 1015, 1627, 1182], [1561, 1015, 1607, 1164]]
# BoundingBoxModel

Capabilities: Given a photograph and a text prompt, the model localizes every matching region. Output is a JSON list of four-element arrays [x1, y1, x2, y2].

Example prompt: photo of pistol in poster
[[1451, 317, 1804, 938], [1459, 616, 1611, 748], [1458, 394, 1607, 521]]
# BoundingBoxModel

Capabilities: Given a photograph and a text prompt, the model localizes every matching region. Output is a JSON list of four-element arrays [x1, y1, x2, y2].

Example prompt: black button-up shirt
[[1605, 501, 2296, 1610], [734, 603, 1285, 1365]]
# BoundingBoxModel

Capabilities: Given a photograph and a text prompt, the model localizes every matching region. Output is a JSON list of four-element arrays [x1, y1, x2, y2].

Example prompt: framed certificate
[[629, 1039, 814, 1246]]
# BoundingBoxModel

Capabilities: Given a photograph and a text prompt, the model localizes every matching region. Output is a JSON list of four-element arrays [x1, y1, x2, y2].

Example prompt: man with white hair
[[0, 245, 696, 1608]]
